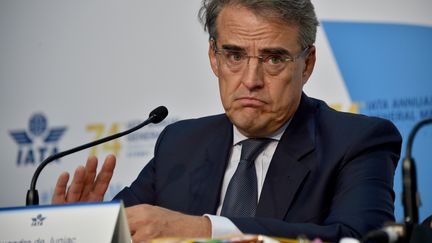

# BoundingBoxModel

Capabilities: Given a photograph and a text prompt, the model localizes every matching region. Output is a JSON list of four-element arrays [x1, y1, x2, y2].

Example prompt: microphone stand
[[26, 106, 168, 206], [402, 118, 432, 241], [362, 118, 432, 243]]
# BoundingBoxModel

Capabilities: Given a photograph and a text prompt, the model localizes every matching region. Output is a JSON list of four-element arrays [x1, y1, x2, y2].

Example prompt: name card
[[0, 201, 131, 243]]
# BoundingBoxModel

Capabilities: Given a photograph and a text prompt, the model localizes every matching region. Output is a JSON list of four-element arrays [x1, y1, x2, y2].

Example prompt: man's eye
[[226, 52, 243, 62], [267, 55, 285, 65]]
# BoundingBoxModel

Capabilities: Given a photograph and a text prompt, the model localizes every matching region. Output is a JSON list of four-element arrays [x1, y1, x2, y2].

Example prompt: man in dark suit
[[52, 0, 402, 242]]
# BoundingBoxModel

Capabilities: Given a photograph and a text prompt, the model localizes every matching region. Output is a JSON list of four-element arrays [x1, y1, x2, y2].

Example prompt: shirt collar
[[233, 119, 291, 145]]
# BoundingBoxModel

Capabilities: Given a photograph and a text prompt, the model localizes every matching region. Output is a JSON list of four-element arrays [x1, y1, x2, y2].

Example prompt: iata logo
[[9, 113, 67, 166], [31, 214, 46, 226]]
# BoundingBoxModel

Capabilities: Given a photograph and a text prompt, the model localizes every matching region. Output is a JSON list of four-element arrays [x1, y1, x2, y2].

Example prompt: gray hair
[[198, 0, 319, 49]]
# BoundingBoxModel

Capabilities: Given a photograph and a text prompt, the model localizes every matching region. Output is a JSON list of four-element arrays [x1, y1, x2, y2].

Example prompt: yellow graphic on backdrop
[[329, 102, 361, 114], [86, 123, 122, 156]]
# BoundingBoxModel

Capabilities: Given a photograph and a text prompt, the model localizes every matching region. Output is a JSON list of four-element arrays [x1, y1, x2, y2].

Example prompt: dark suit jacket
[[114, 94, 402, 242]]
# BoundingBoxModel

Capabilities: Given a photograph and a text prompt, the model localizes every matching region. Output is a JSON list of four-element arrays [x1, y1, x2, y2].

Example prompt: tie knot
[[240, 138, 272, 163]]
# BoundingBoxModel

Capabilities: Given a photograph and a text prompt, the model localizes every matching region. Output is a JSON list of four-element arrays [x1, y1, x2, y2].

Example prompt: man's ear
[[302, 45, 316, 85], [209, 40, 219, 78]]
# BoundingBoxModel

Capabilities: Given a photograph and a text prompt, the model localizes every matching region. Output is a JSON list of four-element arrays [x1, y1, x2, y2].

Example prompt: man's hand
[[52, 154, 116, 204], [126, 204, 211, 242]]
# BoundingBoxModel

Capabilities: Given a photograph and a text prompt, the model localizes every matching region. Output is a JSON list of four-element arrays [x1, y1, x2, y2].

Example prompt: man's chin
[[228, 111, 285, 137], [228, 108, 261, 124], [234, 105, 265, 115]]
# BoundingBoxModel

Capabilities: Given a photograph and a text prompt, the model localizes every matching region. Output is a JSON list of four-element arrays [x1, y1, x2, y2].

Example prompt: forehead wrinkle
[[223, 26, 292, 54], [226, 21, 278, 40], [216, 5, 301, 53]]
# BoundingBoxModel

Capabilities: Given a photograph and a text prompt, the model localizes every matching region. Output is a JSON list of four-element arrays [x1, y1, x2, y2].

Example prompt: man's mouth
[[235, 97, 267, 107]]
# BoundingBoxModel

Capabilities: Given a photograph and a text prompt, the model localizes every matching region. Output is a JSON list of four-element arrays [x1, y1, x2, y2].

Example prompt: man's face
[[209, 5, 316, 137]]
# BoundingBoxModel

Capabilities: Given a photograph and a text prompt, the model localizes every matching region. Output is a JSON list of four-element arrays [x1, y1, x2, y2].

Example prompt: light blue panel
[[323, 21, 432, 223]]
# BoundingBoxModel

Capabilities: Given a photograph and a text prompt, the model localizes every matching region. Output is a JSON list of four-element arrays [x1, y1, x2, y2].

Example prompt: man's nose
[[241, 57, 264, 90]]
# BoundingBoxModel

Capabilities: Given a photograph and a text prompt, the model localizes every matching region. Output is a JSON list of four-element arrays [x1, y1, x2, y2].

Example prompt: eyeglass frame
[[211, 38, 311, 74]]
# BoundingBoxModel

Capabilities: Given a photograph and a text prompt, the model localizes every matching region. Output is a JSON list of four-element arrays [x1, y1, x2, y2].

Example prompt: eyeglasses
[[212, 40, 310, 76]]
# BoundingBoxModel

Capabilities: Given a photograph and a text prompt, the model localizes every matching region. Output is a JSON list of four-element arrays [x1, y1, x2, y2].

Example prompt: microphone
[[26, 106, 168, 206]]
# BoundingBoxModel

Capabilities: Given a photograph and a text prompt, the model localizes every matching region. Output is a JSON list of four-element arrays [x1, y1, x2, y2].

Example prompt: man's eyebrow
[[221, 44, 245, 52], [261, 48, 292, 56], [220, 45, 292, 55]]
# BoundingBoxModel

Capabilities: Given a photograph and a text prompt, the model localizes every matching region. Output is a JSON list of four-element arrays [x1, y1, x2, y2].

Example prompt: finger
[[128, 207, 156, 243], [126, 207, 137, 235], [65, 166, 86, 202], [51, 172, 70, 204], [125, 205, 139, 221], [132, 233, 150, 243], [80, 156, 98, 201], [126, 205, 147, 231], [88, 154, 116, 201]]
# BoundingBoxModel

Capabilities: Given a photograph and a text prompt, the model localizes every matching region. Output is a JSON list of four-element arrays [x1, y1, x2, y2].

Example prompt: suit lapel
[[256, 94, 316, 219], [188, 115, 233, 215]]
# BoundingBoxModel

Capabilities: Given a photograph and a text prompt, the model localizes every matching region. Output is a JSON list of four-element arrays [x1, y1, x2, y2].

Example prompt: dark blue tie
[[221, 138, 272, 217]]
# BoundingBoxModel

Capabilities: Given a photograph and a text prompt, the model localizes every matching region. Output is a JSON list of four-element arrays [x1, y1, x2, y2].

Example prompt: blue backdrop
[[323, 21, 432, 222]]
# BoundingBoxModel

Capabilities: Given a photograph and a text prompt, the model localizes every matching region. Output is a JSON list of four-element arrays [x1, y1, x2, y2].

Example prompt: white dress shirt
[[205, 121, 290, 238]]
